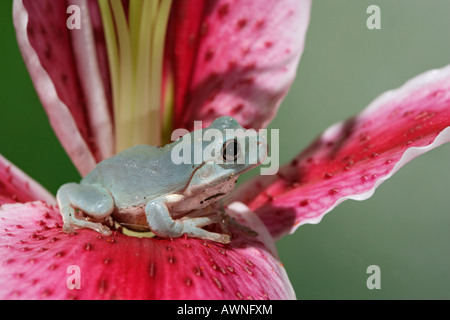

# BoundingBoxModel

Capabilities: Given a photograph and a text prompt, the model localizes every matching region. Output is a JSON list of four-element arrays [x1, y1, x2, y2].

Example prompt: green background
[[1, 0, 450, 299]]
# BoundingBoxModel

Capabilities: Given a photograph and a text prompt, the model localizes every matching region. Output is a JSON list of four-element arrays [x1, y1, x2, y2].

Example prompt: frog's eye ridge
[[222, 139, 240, 163]]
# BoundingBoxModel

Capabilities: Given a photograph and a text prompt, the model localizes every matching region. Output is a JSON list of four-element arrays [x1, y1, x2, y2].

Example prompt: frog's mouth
[[203, 192, 226, 202]]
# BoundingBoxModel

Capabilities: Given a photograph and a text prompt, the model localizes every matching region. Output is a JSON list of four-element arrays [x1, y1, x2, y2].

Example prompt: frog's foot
[[56, 183, 114, 236], [179, 206, 257, 243], [61, 214, 112, 236], [218, 212, 258, 238], [145, 201, 230, 244], [182, 216, 231, 244]]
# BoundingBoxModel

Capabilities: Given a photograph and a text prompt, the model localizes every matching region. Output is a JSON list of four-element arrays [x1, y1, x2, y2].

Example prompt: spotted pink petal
[[170, 0, 311, 131], [13, 0, 113, 176], [0, 201, 294, 300], [0, 155, 55, 206], [233, 65, 450, 240]]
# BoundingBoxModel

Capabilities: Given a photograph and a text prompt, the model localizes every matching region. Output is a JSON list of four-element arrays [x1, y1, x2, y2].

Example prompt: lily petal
[[68, 0, 114, 160], [170, 0, 311, 131], [234, 65, 450, 239], [0, 155, 55, 205], [13, 0, 112, 175], [0, 201, 294, 300]]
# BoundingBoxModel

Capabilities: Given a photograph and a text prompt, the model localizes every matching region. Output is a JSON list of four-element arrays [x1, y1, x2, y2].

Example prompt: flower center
[[98, 0, 173, 152]]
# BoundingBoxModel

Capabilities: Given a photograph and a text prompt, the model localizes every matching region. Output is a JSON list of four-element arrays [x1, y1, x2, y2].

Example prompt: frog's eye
[[222, 139, 240, 163]]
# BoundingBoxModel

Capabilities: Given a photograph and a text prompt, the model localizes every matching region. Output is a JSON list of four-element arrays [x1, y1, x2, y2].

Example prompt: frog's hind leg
[[182, 216, 230, 244], [56, 183, 114, 236], [145, 199, 230, 244], [180, 204, 257, 242]]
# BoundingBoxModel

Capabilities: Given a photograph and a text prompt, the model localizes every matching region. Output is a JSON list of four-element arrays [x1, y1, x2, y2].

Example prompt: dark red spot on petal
[[245, 259, 254, 267], [200, 21, 208, 36], [227, 60, 237, 71], [241, 46, 250, 56], [244, 266, 253, 275], [184, 277, 193, 287], [237, 18, 247, 30], [218, 3, 229, 17], [41, 289, 52, 298], [168, 256, 176, 264], [212, 277, 223, 291], [204, 48, 214, 62], [193, 266, 203, 277], [149, 262, 156, 278], [244, 62, 256, 71], [98, 279, 108, 295], [329, 188, 339, 195], [299, 199, 310, 207], [255, 19, 265, 28], [48, 264, 58, 270], [232, 103, 244, 114]]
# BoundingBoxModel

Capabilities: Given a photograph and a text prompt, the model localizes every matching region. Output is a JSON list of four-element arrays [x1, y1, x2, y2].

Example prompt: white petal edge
[[69, 0, 114, 160], [13, 0, 97, 176]]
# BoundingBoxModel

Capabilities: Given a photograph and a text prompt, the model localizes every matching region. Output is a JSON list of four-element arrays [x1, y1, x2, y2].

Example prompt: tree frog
[[56, 116, 266, 244]]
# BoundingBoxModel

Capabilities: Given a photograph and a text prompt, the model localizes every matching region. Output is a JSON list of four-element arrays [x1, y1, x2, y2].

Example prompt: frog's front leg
[[56, 183, 114, 235], [145, 196, 230, 244]]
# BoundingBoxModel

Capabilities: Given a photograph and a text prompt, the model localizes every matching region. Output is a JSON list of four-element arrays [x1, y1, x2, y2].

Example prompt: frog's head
[[188, 116, 267, 190]]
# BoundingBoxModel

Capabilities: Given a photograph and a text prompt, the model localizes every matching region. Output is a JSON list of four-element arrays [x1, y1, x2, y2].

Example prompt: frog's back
[[82, 145, 195, 207]]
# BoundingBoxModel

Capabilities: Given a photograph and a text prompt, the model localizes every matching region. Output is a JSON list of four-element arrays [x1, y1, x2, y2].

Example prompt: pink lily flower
[[1, 0, 450, 300]]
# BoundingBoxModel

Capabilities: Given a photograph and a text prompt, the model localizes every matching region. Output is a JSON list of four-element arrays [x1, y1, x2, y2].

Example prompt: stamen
[[128, 0, 143, 64], [98, 0, 174, 153], [110, 0, 134, 151], [98, 0, 120, 148], [148, 0, 173, 146], [133, 0, 157, 146]]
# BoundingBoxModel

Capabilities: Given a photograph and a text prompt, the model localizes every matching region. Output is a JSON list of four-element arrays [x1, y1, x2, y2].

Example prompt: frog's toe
[[184, 227, 231, 244], [91, 223, 113, 236], [182, 217, 231, 244], [62, 223, 75, 234], [62, 218, 112, 236]]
